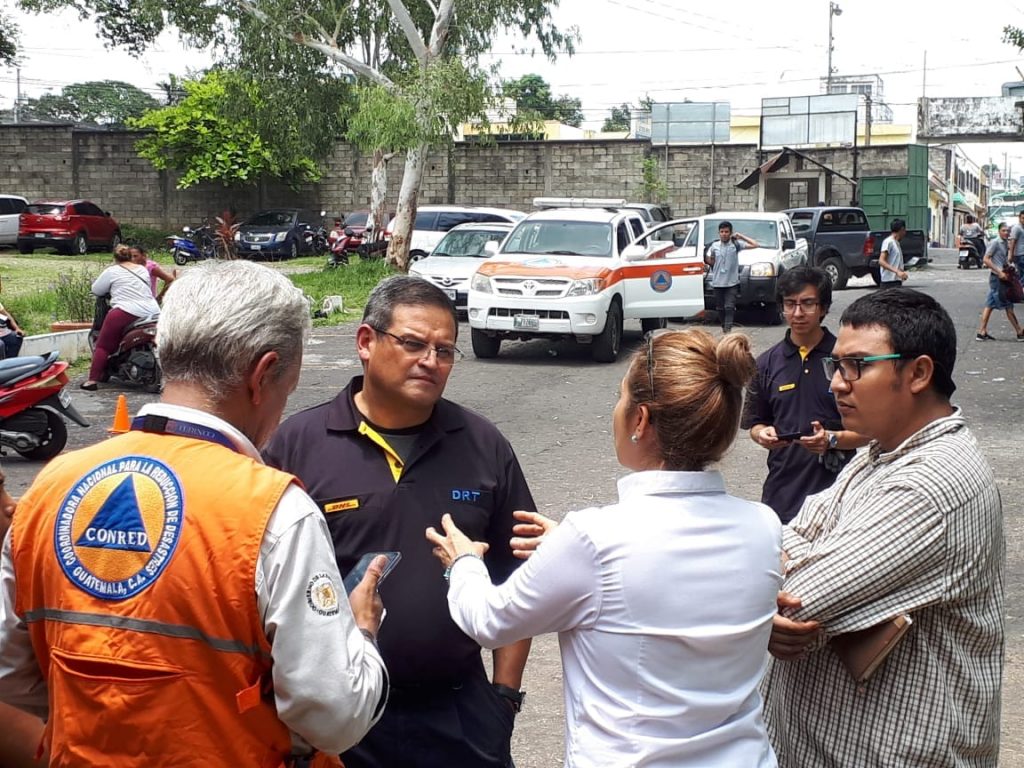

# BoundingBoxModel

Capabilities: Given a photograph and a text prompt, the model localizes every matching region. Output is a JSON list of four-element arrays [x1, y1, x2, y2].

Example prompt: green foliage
[[53, 268, 100, 322], [0, 9, 18, 66], [641, 156, 668, 204], [602, 103, 631, 133], [130, 70, 320, 188], [22, 80, 158, 126], [121, 224, 173, 252], [502, 73, 583, 127], [1003, 25, 1024, 49]]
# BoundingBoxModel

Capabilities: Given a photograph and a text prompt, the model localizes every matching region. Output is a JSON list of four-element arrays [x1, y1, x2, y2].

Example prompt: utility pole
[[865, 94, 873, 146], [827, 3, 842, 92], [13, 67, 20, 123], [921, 51, 927, 100]]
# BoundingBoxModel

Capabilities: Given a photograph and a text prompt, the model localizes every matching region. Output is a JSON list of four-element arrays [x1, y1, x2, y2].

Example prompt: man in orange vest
[[0, 260, 389, 766]]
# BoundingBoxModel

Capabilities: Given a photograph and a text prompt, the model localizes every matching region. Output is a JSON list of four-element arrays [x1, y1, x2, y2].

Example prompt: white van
[[398, 205, 526, 261], [0, 195, 28, 247]]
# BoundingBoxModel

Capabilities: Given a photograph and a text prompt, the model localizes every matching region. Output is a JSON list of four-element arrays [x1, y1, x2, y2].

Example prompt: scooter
[[168, 224, 216, 266], [327, 227, 365, 268], [958, 237, 986, 269], [90, 298, 162, 393], [0, 350, 90, 460]]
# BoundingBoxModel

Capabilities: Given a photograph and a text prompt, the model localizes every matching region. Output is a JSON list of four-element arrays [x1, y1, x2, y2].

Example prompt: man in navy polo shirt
[[264, 275, 533, 768], [741, 266, 869, 523]]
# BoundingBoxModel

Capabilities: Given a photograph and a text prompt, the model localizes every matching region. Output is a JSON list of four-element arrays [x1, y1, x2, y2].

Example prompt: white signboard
[[650, 102, 730, 145], [761, 94, 858, 148]]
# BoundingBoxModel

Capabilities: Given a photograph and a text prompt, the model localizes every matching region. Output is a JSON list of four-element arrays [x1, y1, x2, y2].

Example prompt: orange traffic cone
[[109, 394, 131, 435]]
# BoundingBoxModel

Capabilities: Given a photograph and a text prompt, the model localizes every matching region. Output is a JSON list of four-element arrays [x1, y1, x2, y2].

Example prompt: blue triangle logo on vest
[[75, 476, 151, 552]]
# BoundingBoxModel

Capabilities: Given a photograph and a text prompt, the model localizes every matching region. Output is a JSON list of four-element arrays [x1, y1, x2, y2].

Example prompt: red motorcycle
[[327, 226, 365, 267], [0, 350, 90, 460]]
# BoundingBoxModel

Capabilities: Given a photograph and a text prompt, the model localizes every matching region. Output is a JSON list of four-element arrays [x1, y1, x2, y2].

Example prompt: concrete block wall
[[0, 124, 925, 230]]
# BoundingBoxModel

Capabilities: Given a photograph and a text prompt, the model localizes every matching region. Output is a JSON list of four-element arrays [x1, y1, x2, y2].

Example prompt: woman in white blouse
[[81, 248, 160, 391], [427, 329, 783, 767]]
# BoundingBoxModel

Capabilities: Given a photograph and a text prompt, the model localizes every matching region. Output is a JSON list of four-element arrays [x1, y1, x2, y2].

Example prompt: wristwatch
[[492, 683, 526, 713], [827, 431, 839, 450]]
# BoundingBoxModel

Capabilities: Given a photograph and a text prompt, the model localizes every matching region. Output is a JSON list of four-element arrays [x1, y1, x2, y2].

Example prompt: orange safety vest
[[11, 428, 297, 767]]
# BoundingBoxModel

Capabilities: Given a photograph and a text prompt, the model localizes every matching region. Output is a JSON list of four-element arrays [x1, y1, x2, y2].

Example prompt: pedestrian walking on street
[[428, 329, 783, 768], [742, 266, 869, 523], [1007, 210, 1024, 268], [704, 221, 759, 333], [264, 275, 535, 768], [0, 261, 389, 767], [976, 222, 1023, 341], [877, 218, 908, 287], [762, 288, 1004, 767]]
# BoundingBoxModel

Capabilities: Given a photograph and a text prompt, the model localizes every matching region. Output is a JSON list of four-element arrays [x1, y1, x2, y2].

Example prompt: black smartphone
[[343, 551, 402, 594], [775, 431, 804, 441]]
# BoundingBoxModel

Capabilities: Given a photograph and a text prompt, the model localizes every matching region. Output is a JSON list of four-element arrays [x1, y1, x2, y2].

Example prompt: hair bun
[[716, 333, 756, 388]]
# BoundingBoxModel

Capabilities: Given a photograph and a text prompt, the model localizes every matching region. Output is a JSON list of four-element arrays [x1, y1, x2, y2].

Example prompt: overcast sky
[[3, 0, 1024, 173]]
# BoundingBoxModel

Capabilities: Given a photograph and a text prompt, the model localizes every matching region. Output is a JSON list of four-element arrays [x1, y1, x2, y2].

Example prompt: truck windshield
[[432, 229, 507, 257], [701, 219, 778, 248], [502, 220, 613, 257]]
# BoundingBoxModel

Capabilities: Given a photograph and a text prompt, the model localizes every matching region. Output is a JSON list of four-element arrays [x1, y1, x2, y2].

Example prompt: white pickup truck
[[467, 199, 706, 362]]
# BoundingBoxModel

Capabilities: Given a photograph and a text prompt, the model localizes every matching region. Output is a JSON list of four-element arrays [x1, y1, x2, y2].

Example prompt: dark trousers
[[89, 308, 138, 381], [879, 280, 903, 289], [714, 285, 739, 332], [0, 333, 22, 359], [342, 670, 515, 768]]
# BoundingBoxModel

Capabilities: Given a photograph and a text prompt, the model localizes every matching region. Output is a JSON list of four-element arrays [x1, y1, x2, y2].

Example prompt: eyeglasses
[[822, 353, 908, 382], [371, 327, 464, 366], [782, 298, 821, 314]]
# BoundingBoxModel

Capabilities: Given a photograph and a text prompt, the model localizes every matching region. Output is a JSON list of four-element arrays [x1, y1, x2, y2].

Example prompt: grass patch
[[289, 258, 395, 325]]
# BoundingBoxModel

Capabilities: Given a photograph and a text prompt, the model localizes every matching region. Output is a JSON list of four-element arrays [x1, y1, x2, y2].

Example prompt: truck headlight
[[471, 273, 492, 293], [567, 278, 604, 296], [750, 262, 776, 278], [275, 231, 288, 242]]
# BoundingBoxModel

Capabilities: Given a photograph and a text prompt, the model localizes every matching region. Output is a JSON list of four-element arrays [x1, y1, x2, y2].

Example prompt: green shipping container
[[860, 145, 930, 232]]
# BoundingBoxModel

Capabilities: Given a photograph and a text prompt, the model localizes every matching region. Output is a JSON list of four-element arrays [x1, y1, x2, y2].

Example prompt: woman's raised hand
[[510, 510, 559, 560]]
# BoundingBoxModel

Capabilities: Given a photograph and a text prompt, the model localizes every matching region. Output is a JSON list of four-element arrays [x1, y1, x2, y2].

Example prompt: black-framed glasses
[[822, 353, 908, 382], [782, 298, 821, 314], [371, 327, 464, 366]]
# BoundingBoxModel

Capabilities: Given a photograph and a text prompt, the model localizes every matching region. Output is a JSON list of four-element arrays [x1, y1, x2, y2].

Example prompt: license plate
[[250, 244, 262, 251], [34, 233, 45, 238], [513, 315, 540, 330], [444, 289, 456, 301], [59, 388, 71, 407]]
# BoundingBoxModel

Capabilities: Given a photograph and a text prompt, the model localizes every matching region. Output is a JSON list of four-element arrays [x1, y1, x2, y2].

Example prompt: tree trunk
[[367, 148, 388, 242], [386, 142, 429, 273]]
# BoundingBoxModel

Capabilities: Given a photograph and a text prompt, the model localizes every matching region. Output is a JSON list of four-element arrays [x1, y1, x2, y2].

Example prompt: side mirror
[[621, 244, 648, 262], [105, 211, 112, 217], [782, 239, 796, 250], [182, 226, 192, 235], [484, 240, 500, 255], [319, 209, 327, 217], [344, 227, 355, 237]]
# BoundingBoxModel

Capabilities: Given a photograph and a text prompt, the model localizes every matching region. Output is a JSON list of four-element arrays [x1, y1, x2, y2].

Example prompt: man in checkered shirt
[[761, 288, 1004, 766]]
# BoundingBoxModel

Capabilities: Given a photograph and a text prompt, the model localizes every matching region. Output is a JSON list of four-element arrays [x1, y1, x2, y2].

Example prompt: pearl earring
[[630, 434, 639, 443]]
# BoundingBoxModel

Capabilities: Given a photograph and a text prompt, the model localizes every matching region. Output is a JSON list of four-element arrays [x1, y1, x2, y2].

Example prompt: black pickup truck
[[783, 206, 928, 289]]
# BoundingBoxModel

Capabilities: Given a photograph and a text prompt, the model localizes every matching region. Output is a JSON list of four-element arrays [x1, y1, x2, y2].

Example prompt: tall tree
[[503, 72, 582, 127], [22, 80, 158, 126], [602, 102, 631, 132], [17, 0, 576, 269]]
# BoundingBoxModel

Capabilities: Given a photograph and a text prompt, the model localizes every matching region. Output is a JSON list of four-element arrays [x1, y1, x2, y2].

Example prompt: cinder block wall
[[0, 124, 911, 230]]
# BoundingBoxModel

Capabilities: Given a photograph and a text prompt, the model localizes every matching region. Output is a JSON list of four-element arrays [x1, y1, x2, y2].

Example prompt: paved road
[[5, 251, 1023, 765]]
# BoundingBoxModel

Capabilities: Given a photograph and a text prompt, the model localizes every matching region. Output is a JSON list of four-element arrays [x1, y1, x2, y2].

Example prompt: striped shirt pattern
[[761, 410, 1005, 767]]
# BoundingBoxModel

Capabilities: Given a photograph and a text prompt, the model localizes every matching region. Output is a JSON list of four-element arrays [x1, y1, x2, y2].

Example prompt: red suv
[[18, 200, 122, 255]]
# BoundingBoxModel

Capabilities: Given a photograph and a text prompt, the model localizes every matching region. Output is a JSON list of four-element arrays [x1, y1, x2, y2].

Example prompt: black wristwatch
[[492, 683, 526, 713]]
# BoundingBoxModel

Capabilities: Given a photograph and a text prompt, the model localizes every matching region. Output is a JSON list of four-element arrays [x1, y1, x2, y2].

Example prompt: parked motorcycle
[[304, 224, 329, 256], [90, 298, 162, 393], [168, 224, 216, 266], [0, 350, 90, 460], [958, 236, 986, 269], [327, 226, 365, 268]]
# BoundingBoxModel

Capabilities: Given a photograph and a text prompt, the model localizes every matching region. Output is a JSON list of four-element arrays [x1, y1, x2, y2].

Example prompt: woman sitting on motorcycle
[[81, 248, 160, 391]]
